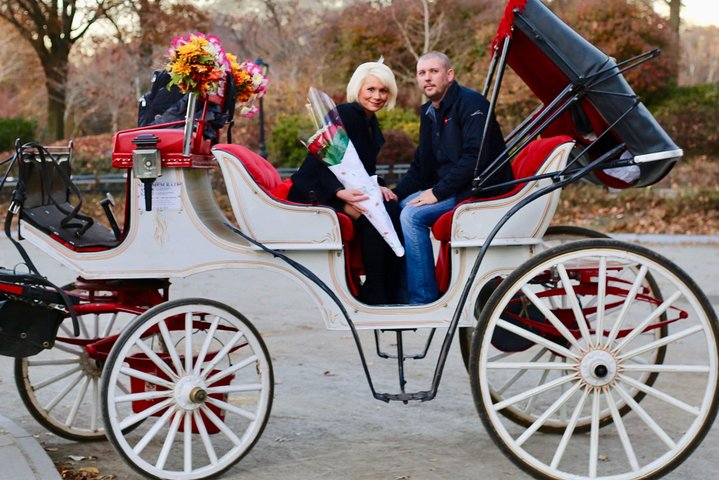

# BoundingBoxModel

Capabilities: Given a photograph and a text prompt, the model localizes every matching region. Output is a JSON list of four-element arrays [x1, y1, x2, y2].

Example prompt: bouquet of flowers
[[165, 33, 228, 96], [227, 54, 269, 118], [304, 87, 404, 257]]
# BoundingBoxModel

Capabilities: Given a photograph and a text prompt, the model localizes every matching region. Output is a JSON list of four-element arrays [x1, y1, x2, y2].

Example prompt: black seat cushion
[[22, 203, 120, 250]]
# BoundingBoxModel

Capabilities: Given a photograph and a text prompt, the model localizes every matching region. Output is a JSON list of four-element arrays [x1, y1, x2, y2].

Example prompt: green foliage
[[0, 117, 36, 152], [378, 129, 416, 166], [377, 108, 420, 144], [652, 84, 719, 154], [267, 114, 314, 167]]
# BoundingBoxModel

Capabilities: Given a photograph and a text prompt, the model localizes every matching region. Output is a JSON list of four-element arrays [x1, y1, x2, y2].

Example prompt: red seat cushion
[[214, 144, 281, 192], [432, 135, 572, 292]]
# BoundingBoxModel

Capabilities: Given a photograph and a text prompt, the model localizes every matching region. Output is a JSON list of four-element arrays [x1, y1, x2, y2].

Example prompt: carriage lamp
[[254, 57, 269, 159], [132, 133, 162, 211]]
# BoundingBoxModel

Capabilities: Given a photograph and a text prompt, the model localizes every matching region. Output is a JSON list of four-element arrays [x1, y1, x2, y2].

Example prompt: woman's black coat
[[288, 102, 384, 207]]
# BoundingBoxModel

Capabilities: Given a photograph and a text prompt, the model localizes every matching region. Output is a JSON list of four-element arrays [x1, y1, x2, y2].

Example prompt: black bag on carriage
[[0, 271, 78, 358]]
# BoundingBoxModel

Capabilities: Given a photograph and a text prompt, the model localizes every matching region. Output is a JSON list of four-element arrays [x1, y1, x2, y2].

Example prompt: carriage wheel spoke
[[118, 398, 174, 430], [27, 358, 79, 367], [184, 313, 194, 375], [91, 377, 99, 432], [606, 388, 640, 472], [613, 381, 676, 448], [115, 390, 173, 403], [521, 286, 583, 350], [620, 325, 704, 362], [52, 342, 84, 355], [516, 382, 582, 446], [34, 365, 82, 391], [183, 411, 192, 473], [155, 410, 183, 470], [200, 330, 246, 380], [133, 406, 175, 455], [93, 314, 100, 339], [206, 396, 257, 421], [614, 291, 682, 352], [207, 383, 263, 394], [136, 338, 180, 381], [595, 257, 607, 347], [524, 354, 555, 415], [497, 320, 577, 360], [193, 315, 221, 375], [618, 374, 701, 416], [119, 366, 174, 390], [589, 388, 601, 478], [44, 372, 83, 412], [194, 409, 219, 465], [551, 387, 590, 469], [556, 264, 593, 346], [201, 404, 242, 446], [102, 313, 118, 338], [77, 314, 90, 340], [65, 375, 90, 427], [206, 355, 258, 386], [158, 321, 184, 376], [494, 373, 576, 411], [605, 265, 648, 346]]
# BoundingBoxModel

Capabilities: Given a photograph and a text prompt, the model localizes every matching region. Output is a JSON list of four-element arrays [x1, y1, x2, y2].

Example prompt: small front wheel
[[469, 240, 719, 479], [102, 298, 273, 480]]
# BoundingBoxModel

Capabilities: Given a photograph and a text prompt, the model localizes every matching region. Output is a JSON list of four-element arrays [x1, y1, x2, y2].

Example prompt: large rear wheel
[[469, 240, 719, 479]]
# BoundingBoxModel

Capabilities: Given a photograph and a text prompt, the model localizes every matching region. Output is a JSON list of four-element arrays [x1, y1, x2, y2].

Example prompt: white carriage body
[[19, 140, 573, 331]]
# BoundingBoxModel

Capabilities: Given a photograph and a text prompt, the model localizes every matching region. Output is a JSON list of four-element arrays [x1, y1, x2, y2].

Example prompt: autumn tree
[[553, 0, 678, 100], [0, 0, 122, 140], [105, 1, 210, 96]]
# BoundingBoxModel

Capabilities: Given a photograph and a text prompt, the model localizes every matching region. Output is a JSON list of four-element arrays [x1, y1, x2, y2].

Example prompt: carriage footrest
[[374, 391, 432, 403]]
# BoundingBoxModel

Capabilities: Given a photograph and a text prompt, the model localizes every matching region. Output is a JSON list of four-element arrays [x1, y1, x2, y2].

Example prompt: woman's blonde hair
[[346, 59, 397, 110]]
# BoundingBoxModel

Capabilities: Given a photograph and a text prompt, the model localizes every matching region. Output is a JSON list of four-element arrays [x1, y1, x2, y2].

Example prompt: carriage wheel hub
[[579, 350, 617, 387], [174, 376, 208, 410]]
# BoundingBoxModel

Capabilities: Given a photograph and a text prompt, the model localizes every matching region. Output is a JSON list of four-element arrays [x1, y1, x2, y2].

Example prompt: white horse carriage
[[1, 1, 716, 479]]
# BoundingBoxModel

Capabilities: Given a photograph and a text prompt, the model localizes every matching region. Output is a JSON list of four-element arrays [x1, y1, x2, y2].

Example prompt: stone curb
[[0, 414, 61, 480], [610, 234, 719, 245]]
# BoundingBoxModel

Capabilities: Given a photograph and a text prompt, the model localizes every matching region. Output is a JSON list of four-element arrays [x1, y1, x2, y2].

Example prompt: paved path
[[0, 237, 717, 479]]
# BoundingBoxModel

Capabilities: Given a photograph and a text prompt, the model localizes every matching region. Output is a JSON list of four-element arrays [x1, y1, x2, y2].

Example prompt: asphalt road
[[0, 238, 717, 480]]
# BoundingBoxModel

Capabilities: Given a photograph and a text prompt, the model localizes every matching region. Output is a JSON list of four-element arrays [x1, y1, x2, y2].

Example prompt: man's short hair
[[346, 60, 398, 110], [417, 51, 452, 71]]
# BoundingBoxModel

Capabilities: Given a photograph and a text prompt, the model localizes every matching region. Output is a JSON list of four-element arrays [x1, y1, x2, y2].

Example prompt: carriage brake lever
[[132, 134, 162, 211]]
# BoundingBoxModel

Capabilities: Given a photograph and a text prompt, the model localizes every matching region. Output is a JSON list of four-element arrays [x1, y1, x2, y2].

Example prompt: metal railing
[[1, 164, 412, 193]]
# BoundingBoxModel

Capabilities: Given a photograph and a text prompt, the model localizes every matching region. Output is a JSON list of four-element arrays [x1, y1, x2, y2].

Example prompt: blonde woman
[[289, 60, 403, 304]]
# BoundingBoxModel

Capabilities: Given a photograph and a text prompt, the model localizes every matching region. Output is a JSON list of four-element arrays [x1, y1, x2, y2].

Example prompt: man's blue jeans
[[400, 192, 457, 304]]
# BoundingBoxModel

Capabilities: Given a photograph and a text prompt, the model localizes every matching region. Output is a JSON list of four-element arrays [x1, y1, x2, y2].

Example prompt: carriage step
[[375, 390, 432, 403]]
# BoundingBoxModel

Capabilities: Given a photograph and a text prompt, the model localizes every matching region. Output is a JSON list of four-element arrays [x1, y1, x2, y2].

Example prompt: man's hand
[[380, 186, 398, 202], [336, 188, 368, 214], [407, 189, 438, 207]]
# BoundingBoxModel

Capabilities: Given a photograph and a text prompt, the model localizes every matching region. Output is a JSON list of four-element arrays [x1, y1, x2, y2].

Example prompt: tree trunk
[[43, 55, 70, 141], [668, 0, 681, 39]]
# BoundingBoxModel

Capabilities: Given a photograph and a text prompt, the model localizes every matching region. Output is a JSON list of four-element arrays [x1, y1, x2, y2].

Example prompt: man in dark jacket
[[394, 51, 512, 304]]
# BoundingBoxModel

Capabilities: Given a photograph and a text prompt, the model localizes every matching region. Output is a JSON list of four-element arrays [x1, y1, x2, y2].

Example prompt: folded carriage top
[[493, 0, 681, 187]]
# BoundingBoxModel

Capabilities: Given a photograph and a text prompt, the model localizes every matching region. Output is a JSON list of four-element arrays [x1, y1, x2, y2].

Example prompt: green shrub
[[0, 117, 37, 152], [651, 84, 719, 155], [377, 108, 420, 144], [267, 114, 314, 167], [378, 129, 416, 166]]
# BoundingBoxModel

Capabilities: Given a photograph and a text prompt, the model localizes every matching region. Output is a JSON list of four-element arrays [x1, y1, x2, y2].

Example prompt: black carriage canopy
[[491, 0, 682, 188]]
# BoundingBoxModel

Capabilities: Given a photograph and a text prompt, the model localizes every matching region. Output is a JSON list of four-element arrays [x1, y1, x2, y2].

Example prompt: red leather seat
[[432, 135, 572, 293]]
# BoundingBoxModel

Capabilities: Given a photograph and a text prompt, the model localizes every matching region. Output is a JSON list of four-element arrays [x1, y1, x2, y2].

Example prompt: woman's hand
[[336, 188, 368, 214], [380, 186, 398, 202]]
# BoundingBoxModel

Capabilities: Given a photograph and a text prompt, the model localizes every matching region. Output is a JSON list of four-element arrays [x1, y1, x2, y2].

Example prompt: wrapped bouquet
[[304, 87, 404, 257]]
